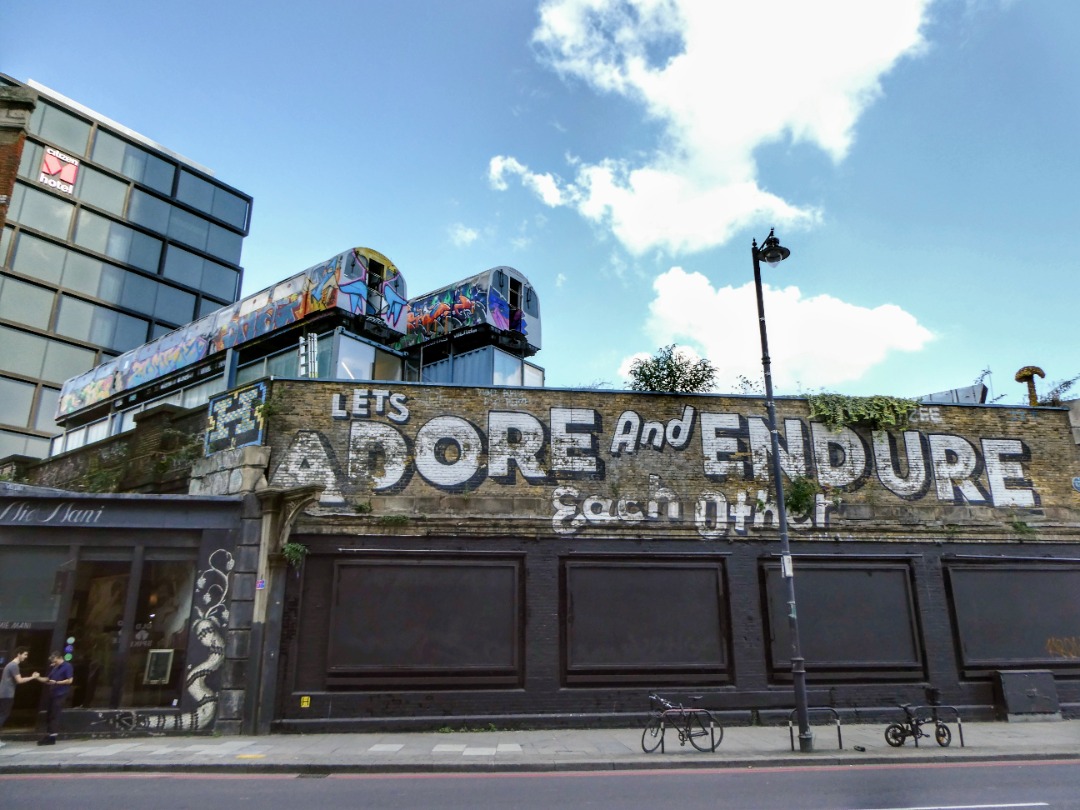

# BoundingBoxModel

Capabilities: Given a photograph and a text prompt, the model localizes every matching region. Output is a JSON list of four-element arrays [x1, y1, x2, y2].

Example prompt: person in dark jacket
[[36, 651, 73, 745]]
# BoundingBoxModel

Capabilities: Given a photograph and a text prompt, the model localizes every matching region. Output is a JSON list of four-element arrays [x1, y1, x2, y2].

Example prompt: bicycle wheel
[[642, 715, 664, 753], [688, 711, 722, 752], [935, 723, 952, 747], [884, 723, 906, 747]]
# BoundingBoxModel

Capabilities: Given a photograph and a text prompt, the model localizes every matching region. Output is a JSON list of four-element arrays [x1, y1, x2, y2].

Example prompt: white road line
[[852, 803, 1049, 810], [368, 744, 404, 753]]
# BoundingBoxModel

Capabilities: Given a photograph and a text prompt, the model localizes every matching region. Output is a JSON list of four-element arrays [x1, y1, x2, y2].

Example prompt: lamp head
[[759, 228, 790, 267]]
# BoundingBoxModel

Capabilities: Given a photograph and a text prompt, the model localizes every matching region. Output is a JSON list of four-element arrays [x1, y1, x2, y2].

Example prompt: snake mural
[[93, 549, 234, 735]]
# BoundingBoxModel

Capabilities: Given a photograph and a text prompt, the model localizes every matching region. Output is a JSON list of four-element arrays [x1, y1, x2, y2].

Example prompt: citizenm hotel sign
[[39, 147, 80, 195]]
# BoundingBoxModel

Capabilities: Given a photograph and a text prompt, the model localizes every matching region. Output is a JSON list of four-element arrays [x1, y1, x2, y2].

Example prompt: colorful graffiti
[[56, 248, 409, 418]]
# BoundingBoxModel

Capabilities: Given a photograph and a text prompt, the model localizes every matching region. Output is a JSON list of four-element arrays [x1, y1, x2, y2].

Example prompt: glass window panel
[[151, 322, 172, 340], [17, 141, 42, 179], [65, 426, 87, 451], [0, 226, 13, 268], [74, 208, 111, 254], [524, 363, 544, 388], [143, 154, 175, 194], [12, 185, 74, 239], [128, 230, 162, 273], [201, 259, 238, 300], [0, 547, 66, 623], [167, 207, 209, 251], [85, 419, 109, 444], [76, 166, 127, 216], [127, 189, 170, 232], [34, 386, 61, 432], [198, 296, 224, 318], [35, 103, 91, 155], [120, 271, 157, 311], [162, 246, 203, 287], [0, 274, 54, 329], [235, 360, 265, 385], [180, 375, 224, 409], [41, 339, 96, 384], [62, 251, 108, 298], [119, 407, 140, 432], [55, 295, 97, 342], [206, 223, 242, 264], [336, 336, 374, 381], [177, 170, 214, 212], [373, 348, 403, 382], [154, 284, 195, 324], [211, 188, 249, 230], [90, 129, 127, 174], [113, 310, 149, 350], [92, 131, 175, 194], [0, 326, 46, 377], [266, 348, 298, 377], [0, 376, 35, 427], [10, 231, 64, 284], [123, 559, 196, 707], [494, 348, 522, 386], [0, 429, 27, 458]]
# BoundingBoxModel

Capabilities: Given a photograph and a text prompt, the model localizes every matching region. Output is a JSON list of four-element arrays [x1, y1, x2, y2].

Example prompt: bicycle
[[884, 703, 952, 748], [641, 693, 723, 753]]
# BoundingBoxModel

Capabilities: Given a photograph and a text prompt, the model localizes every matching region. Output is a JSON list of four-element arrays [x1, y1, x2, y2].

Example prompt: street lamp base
[[798, 730, 815, 753]]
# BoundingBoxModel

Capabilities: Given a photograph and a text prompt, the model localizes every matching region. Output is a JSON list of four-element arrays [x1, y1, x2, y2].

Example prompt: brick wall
[[0, 86, 36, 231]]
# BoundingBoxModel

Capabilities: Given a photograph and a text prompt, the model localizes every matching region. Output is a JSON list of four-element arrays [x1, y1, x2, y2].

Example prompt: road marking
[[852, 804, 1048, 810], [368, 744, 404, 753]]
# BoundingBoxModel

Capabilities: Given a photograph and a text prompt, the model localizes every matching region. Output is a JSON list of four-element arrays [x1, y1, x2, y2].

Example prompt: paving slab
[[0, 720, 1077, 775]]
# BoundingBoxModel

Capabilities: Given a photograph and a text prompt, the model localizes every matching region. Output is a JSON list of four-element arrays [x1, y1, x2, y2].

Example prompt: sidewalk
[[1, 719, 1078, 774]]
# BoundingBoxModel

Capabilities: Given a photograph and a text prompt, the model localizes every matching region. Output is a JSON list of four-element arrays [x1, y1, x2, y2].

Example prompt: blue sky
[[3, 0, 1077, 403]]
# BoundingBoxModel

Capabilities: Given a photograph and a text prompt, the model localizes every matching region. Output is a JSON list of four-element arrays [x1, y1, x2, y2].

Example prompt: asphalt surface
[[1, 717, 1078, 774]]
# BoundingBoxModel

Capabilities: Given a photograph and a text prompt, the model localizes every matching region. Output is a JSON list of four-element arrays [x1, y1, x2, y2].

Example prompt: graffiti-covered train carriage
[[50, 247, 543, 449]]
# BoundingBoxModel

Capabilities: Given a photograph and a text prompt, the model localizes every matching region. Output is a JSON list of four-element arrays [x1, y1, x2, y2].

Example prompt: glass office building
[[0, 75, 251, 459]]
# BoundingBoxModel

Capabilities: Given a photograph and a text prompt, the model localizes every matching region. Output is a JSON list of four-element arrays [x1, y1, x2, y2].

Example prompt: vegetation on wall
[[784, 475, 820, 517], [807, 393, 918, 432], [281, 541, 309, 567]]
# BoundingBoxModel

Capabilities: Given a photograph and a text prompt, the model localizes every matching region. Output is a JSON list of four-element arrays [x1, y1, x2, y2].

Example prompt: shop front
[[0, 485, 243, 736]]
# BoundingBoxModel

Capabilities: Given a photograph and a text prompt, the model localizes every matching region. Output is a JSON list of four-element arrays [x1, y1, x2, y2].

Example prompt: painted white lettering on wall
[[265, 394, 1044, 517], [0, 501, 105, 525]]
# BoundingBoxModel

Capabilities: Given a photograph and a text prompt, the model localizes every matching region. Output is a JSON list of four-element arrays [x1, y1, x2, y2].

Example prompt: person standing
[[36, 651, 73, 745], [0, 648, 39, 745]]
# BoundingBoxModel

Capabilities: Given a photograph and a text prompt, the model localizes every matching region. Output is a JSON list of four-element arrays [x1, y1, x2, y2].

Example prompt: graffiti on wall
[[92, 549, 233, 735], [205, 382, 267, 454], [266, 389, 1051, 540]]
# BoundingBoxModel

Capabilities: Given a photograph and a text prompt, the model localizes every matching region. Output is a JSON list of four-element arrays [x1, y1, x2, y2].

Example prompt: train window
[[509, 277, 522, 311], [523, 286, 538, 317]]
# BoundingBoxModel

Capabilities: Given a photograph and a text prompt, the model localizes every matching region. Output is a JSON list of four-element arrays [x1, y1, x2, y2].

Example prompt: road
[[1, 759, 1077, 809]]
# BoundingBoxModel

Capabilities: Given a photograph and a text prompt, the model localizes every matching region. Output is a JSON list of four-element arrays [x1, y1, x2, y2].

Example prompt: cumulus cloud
[[449, 223, 480, 247], [492, 0, 931, 255], [619, 267, 934, 392]]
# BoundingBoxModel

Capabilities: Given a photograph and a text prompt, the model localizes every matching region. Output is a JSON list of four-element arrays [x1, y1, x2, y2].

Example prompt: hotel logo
[[39, 147, 80, 194]]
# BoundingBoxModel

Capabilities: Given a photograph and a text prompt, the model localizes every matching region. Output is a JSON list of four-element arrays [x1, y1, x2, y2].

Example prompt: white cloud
[[493, 0, 931, 255], [449, 223, 480, 247], [555, 272, 567, 287], [619, 267, 934, 392]]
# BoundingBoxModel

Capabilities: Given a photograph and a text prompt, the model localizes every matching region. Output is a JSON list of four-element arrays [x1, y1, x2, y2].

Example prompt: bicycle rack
[[904, 704, 964, 748], [788, 707, 843, 751]]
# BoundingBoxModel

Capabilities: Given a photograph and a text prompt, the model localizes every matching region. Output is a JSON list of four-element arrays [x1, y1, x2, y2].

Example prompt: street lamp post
[[751, 228, 813, 752]]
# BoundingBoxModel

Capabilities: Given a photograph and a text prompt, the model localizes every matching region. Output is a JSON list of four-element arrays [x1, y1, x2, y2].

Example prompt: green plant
[[281, 541, 309, 567], [1008, 519, 1036, 537], [785, 475, 820, 517], [377, 514, 409, 526], [627, 344, 717, 393], [353, 500, 373, 514], [808, 393, 918, 432]]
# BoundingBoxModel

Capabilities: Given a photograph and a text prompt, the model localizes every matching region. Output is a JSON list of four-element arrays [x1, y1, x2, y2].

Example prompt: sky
[[3, 0, 1078, 404]]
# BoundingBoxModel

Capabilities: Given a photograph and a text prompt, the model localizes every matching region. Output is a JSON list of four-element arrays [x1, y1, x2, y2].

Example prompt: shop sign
[[0, 500, 106, 525], [38, 147, 80, 194]]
